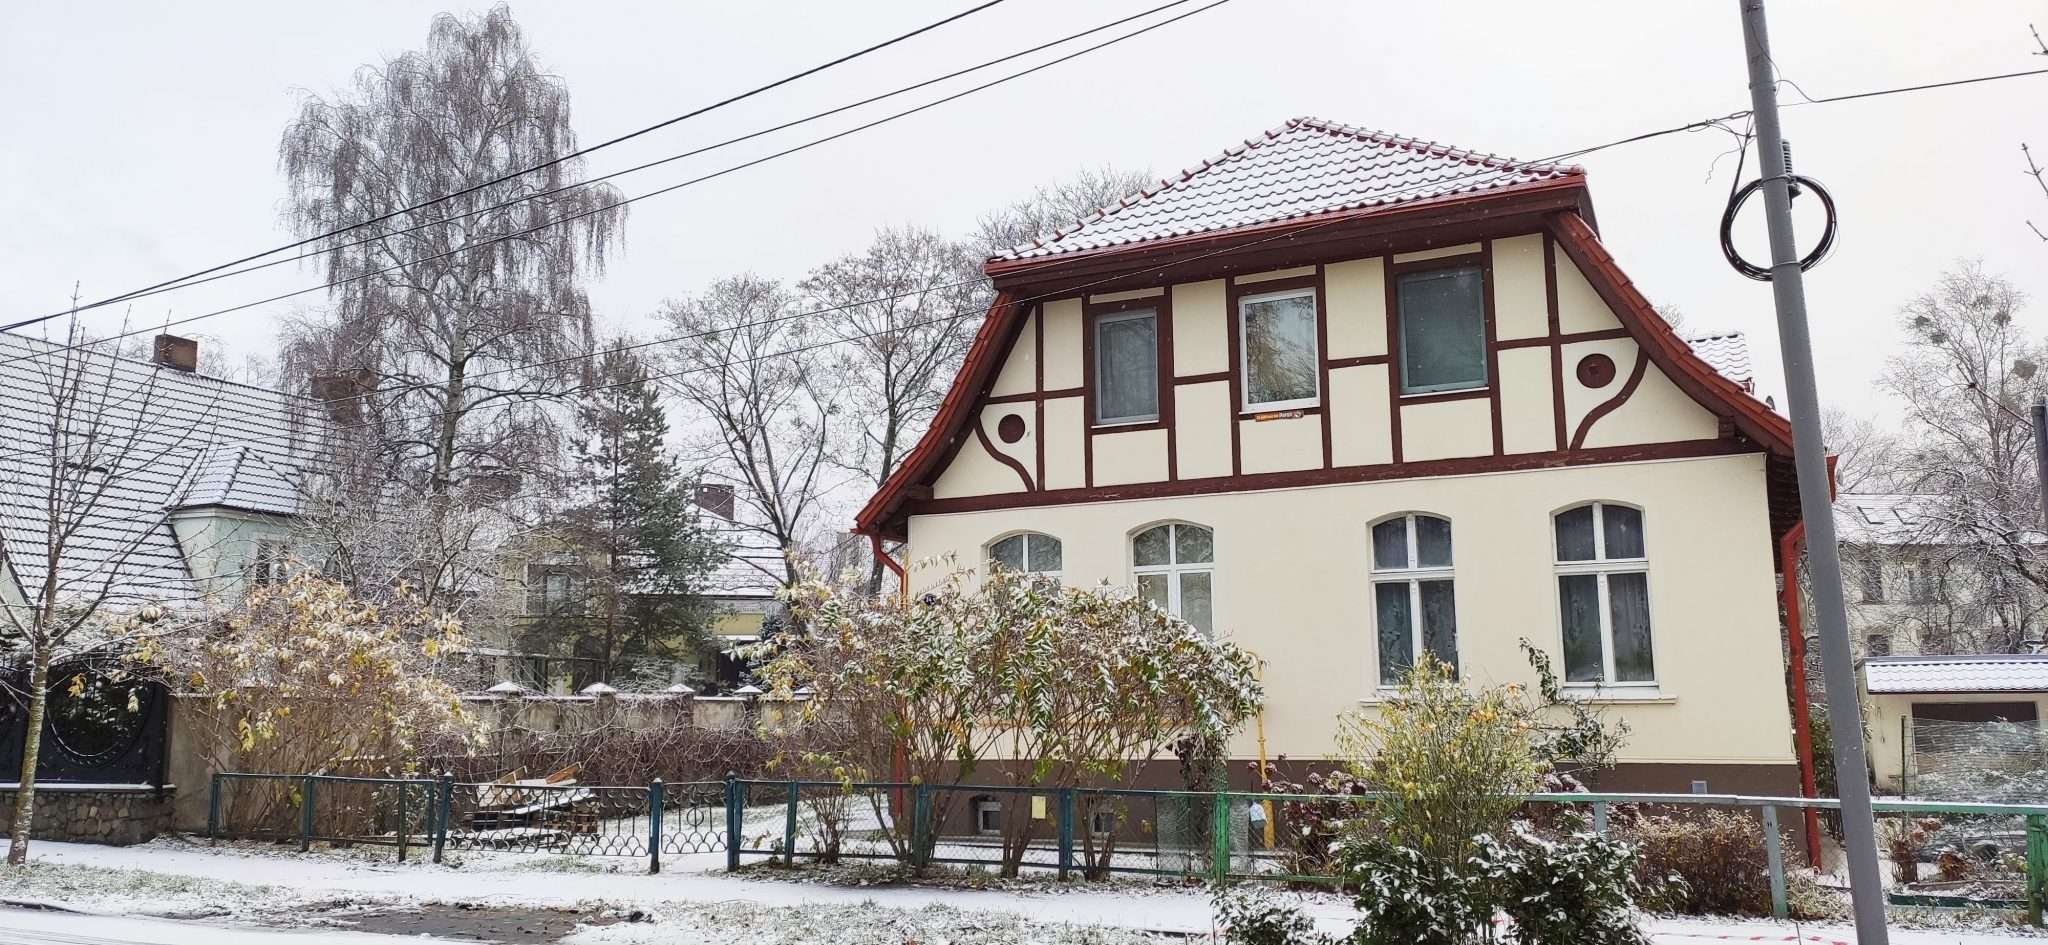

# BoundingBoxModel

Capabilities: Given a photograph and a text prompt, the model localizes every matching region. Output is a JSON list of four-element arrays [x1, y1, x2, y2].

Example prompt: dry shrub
[[1622, 810, 1772, 916]]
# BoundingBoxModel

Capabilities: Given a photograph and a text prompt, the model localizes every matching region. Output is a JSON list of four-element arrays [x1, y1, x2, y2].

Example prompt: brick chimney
[[693, 483, 735, 521], [152, 334, 198, 372]]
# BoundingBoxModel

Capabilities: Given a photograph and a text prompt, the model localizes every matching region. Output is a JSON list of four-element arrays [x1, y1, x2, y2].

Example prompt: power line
[[3, 0, 1212, 320], [12, 59, 2048, 464], [4, 0, 1012, 329], [0, 0, 1240, 368]]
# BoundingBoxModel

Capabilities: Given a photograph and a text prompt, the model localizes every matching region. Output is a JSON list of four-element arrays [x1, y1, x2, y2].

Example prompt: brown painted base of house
[[0, 784, 176, 846]]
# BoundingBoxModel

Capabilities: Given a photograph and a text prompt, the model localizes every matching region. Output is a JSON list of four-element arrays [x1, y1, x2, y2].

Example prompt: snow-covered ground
[[3, 837, 2043, 944]]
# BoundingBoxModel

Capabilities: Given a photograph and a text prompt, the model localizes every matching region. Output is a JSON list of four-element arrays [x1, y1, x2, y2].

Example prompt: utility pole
[[1736, 2, 1889, 941], [2034, 397, 2048, 530]]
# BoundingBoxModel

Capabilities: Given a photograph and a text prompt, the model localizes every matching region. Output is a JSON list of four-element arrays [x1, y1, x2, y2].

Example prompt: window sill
[[1560, 687, 1675, 704], [1398, 386, 1490, 403], [1092, 417, 1162, 431]]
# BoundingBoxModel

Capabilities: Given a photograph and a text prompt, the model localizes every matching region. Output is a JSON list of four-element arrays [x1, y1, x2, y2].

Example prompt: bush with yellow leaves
[[1336, 653, 1543, 868], [144, 572, 482, 836]]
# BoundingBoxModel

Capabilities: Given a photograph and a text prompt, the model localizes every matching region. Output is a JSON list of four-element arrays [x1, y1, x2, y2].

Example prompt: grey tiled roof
[[1685, 331, 1755, 393], [995, 116, 1582, 262], [1866, 655, 2048, 694], [1834, 493, 1942, 546], [0, 331, 323, 609]]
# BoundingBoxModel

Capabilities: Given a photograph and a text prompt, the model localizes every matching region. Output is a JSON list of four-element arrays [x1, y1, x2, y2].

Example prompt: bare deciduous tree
[[1823, 405, 1900, 494], [972, 165, 1154, 262], [659, 276, 839, 587], [0, 323, 211, 865], [1875, 262, 2048, 652], [800, 227, 985, 594], [277, 4, 623, 605]]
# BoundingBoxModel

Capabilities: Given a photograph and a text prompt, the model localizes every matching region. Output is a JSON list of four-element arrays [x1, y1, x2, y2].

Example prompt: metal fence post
[[648, 779, 664, 875], [724, 772, 741, 872], [206, 773, 222, 841], [1210, 791, 1230, 885], [912, 783, 931, 870], [2028, 814, 2046, 927], [1592, 800, 1608, 837], [783, 780, 799, 866], [432, 773, 451, 865], [1057, 788, 1075, 881], [1762, 805, 1787, 919], [396, 782, 409, 863], [298, 776, 316, 853]]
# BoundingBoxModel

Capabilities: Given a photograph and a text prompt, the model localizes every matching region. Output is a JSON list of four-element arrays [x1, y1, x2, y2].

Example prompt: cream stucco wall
[[1491, 234, 1548, 341], [1497, 347, 1556, 454], [1400, 397, 1493, 461], [1043, 396, 1086, 490], [1555, 250, 1624, 334], [1176, 380, 1233, 479], [1172, 280, 1228, 377], [989, 310, 1037, 397], [1238, 414, 1320, 474], [931, 420, 1024, 499], [1324, 258, 1386, 360], [1091, 428, 1169, 486], [1329, 364, 1393, 467], [1042, 300, 1083, 390], [905, 451, 1793, 767]]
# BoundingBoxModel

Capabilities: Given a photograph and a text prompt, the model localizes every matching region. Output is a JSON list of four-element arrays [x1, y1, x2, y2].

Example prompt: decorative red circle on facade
[[996, 413, 1027, 444], [1576, 353, 1617, 389]]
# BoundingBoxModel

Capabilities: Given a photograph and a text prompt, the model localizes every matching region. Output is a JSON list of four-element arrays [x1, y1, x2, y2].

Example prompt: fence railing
[[209, 773, 2048, 925]]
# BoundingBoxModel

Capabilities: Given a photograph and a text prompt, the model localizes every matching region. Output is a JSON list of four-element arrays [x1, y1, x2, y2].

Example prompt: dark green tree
[[539, 341, 722, 688]]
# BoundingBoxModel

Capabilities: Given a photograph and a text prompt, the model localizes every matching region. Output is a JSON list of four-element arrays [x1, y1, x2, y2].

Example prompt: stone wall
[[0, 785, 175, 846]]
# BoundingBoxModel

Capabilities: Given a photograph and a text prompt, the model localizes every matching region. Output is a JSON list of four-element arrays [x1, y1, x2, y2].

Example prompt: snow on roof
[[1834, 493, 1944, 546], [0, 331, 324, 609], [995, 116, 1581, 262], [1866, 655, 2048, 694], [1685, 331, 1755, 394]]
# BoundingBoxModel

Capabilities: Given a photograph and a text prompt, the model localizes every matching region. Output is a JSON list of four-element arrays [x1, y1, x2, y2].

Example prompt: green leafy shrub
[[1621, 811, 1771, 915], [1212, 886, 1334, 945], [1480, 826, 1669, 945], [1340, 834, 1495, 945]]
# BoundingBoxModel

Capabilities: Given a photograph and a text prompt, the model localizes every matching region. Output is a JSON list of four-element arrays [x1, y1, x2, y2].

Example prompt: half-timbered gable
[[856, 118, 1807, 797]]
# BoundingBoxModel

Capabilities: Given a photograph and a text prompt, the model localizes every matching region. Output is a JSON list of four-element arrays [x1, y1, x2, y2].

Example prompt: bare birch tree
[[658, 276, 839, 587], [0, 323, 212, 865], [277, 4, 623, 606], [800, 228, 984, 594]]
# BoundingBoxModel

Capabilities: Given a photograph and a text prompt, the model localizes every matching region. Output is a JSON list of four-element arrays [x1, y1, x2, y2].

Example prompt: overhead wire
[[2, 0, 1015, 328]]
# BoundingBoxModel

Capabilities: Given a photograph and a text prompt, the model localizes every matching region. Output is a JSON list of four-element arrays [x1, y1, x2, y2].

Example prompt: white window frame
[[1369, 513, 1456, 688], [1395, 265, 1489, 396], [1131, 522, 1214, 633], [1237, 287, 1321, 412], [975, 799, 1003, 836], [1093, 308, 1160, 426], [1553, 502, 1656, 688], [986, 531, 1063, 581]]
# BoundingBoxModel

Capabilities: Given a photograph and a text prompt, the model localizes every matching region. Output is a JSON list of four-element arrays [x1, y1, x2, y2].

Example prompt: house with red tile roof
[[854, 117, 1810, 796]]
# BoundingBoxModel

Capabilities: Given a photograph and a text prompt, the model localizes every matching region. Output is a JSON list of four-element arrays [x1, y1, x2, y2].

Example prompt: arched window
[[987, 532, 1062, 578], [1370, 513, 1458, 686], [1554, 502, 1655, 685], [1132, 523, 1213, 634]]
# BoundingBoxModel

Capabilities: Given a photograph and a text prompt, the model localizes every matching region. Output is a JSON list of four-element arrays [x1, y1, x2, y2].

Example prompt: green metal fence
[[209, 772, 2048, 925]]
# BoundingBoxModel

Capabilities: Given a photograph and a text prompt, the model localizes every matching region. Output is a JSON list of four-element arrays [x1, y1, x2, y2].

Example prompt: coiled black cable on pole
[[1719, 173, 1838, 280]]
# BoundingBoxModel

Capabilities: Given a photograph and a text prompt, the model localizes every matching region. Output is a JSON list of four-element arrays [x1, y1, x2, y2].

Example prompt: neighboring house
[[0, 330, 322, 786], [1863, 654, 2048, 797], [1833, 492, 2046, 659], [854, 117, 1809, 794], [495, 482, 788, 694]]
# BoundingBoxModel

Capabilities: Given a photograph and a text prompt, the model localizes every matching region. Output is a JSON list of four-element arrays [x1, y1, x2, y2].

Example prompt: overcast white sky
[[2, 0, 2044, 423]]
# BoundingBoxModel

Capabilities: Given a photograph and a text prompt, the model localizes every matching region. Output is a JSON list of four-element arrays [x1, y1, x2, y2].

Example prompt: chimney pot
[[153, 334, 198, 373]]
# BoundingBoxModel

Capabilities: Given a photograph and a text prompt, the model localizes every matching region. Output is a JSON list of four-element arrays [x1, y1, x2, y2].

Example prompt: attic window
[[1094, 309, 1159, 425], [1396, 266, 1488, 395]]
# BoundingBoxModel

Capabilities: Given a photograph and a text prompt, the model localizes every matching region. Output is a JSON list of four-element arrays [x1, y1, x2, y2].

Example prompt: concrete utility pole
[[2034, 398, 2048, 530], [1735, 2, 1890, 941]]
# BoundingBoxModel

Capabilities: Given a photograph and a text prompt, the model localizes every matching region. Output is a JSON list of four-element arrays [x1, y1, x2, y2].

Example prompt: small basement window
[[975, 798, 1002, 836], [1090, 809, 1117, 836], [1396, 266, 1487, 394]]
